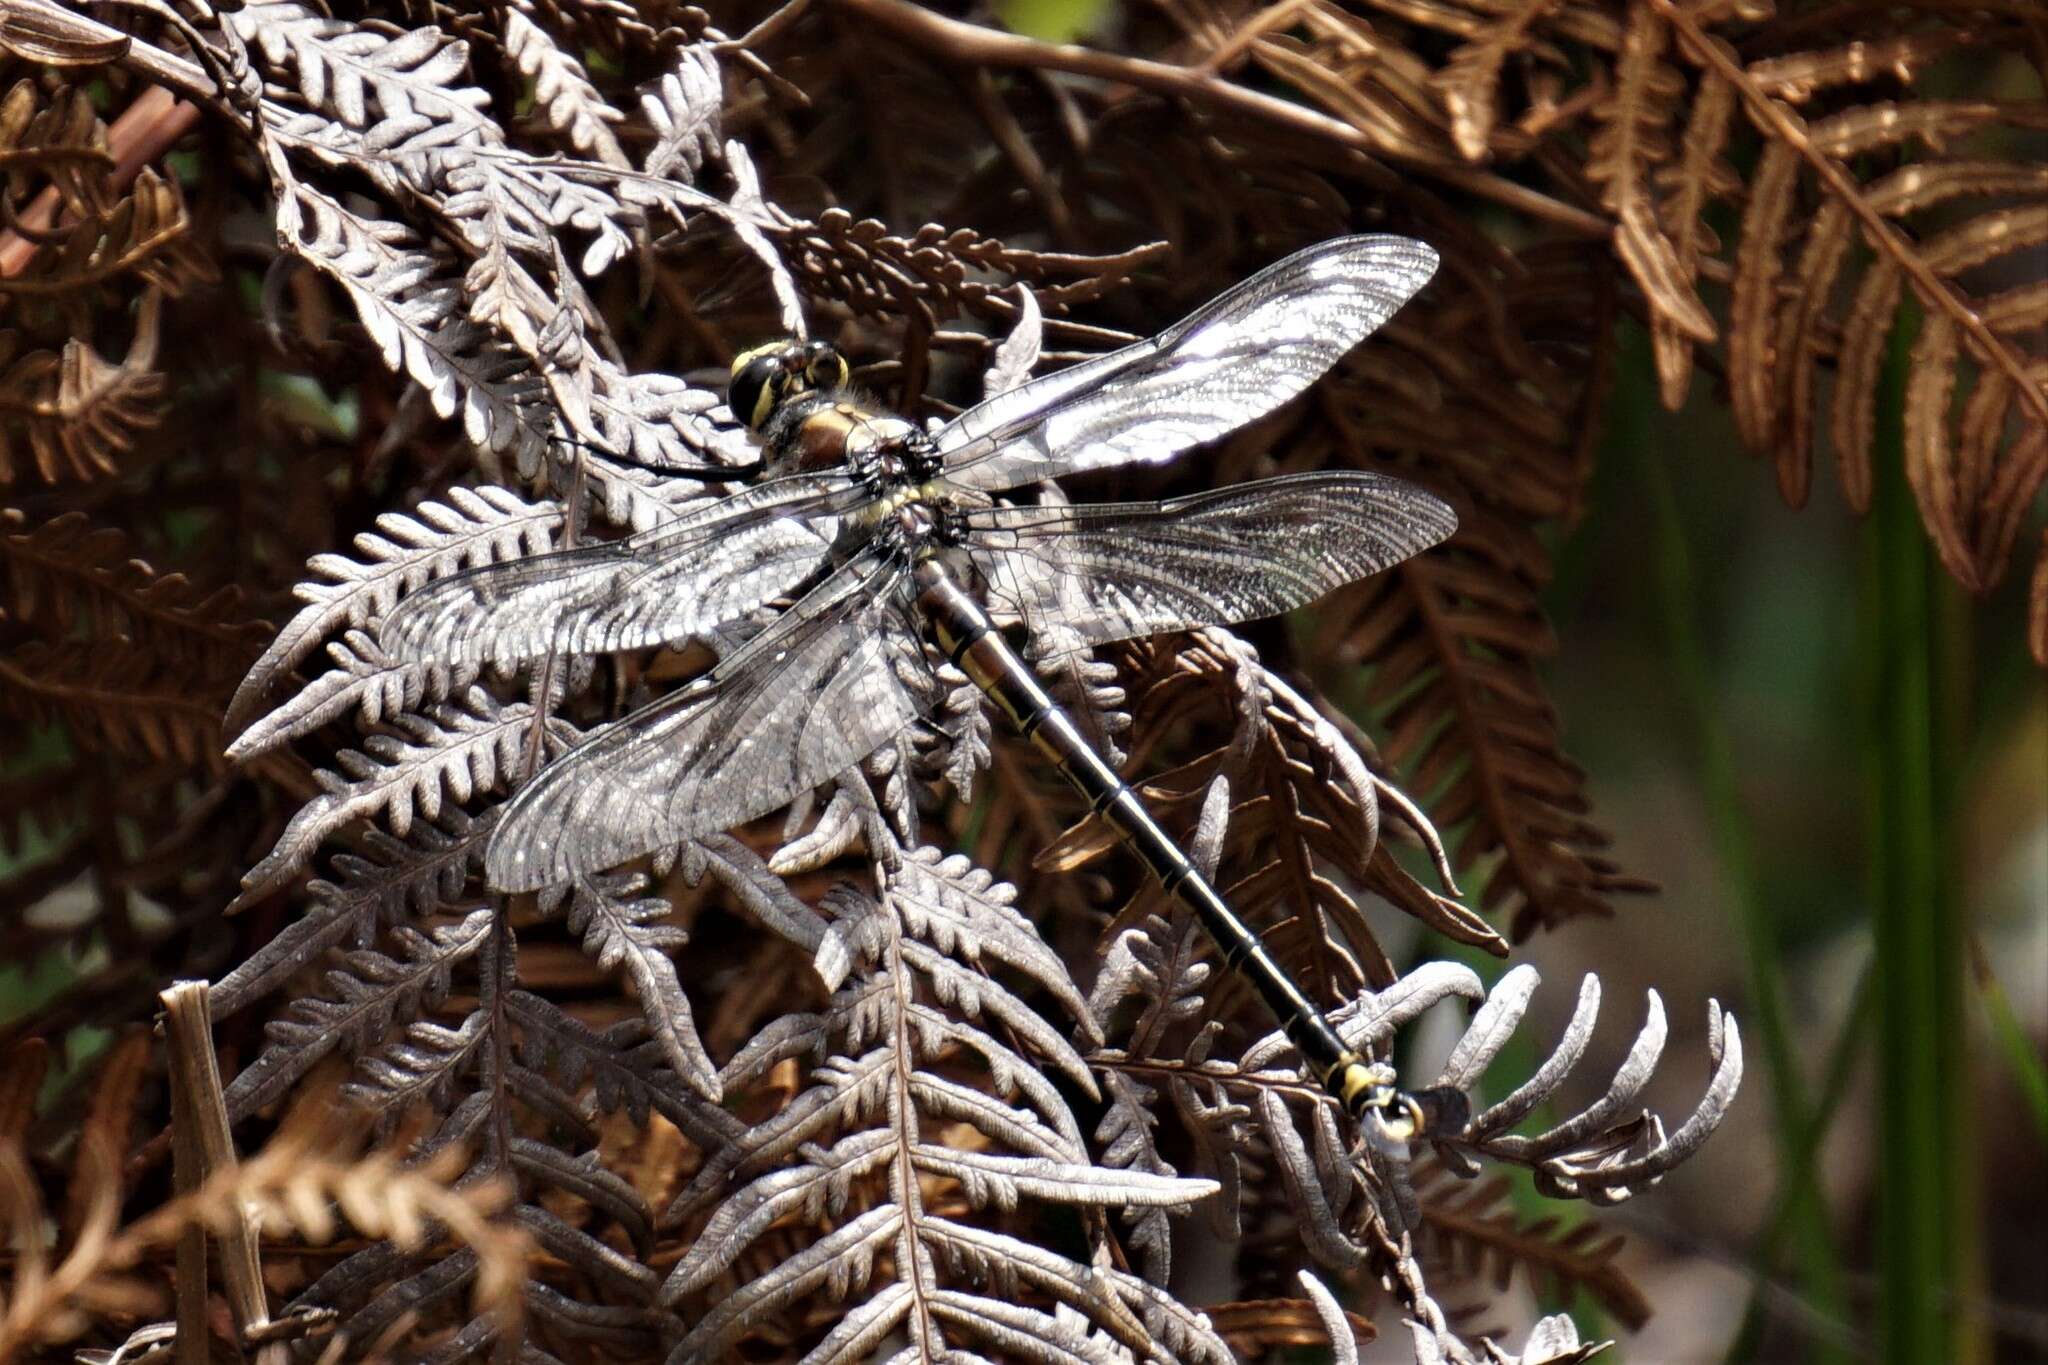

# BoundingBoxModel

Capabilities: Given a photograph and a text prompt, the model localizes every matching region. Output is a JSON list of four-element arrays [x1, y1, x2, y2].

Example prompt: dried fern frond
[[0, 288, 164, 483], [0, 637, 223, 767], [222, 909, 493, 1122], [1414, 1167, 1648, 1328], [0, 5, 1782, 1359], [226, 482, 564, 740], [0, 507, 268, 668], [0, 1104, 526, 1360], [236, 686, 562, 899], [661, 836, 1236, 1363]]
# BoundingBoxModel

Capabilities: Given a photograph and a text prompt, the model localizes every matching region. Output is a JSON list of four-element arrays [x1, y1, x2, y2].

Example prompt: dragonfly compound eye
[[729, 346, 791, 431]]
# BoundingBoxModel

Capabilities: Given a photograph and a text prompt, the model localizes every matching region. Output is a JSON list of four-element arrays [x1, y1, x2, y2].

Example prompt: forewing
[[936, 236, 1437, 493], [964, 471, 1456, 649], [378, 473, 862, 668], [486, 554, 926, 891]]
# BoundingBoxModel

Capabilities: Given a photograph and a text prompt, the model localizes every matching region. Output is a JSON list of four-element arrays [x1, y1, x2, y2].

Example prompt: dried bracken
[[15, 0, 2031, 1357]]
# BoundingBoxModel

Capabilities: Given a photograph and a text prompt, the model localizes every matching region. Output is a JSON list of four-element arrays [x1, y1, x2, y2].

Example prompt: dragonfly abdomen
[[910, 557, 1384, 1110]]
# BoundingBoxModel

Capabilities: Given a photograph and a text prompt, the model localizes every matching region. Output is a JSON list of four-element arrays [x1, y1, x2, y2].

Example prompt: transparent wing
[[379, 472, 866, 668], [486, 552, 926, 891], [935, 236, 1437, 494], [964, 471, 1456, 649]]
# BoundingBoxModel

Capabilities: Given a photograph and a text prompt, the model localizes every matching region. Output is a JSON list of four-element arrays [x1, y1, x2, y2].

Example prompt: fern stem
[[1621, 324, 1850, 1360], [1861, 302, 1976, 1365]]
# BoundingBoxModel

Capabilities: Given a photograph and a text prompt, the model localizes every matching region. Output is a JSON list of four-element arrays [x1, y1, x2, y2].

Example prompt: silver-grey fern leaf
[[660, 838, 1226, 1362], [639, 46, 723, 184], [1426, 964, 1744, 1205], [503, 9, 628, 168], [538, 868, 719, 1100], [222, 907, 493, 1120], [212, 808, 491, 1014], [238, 686, 567, 899], [227, 482, 561, 738]]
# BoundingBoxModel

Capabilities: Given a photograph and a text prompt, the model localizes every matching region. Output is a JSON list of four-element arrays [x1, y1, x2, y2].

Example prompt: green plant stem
[[1622, 326, 1850, 1362], [1861, 303, 1975, 1365], [1970, 936, 2048, 1140]]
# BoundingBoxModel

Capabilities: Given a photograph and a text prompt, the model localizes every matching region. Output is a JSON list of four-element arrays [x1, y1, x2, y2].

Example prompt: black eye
[[730, 353, 783, 431]]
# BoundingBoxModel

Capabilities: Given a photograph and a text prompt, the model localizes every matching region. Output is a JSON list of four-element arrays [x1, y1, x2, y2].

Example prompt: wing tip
[[1320, 233, 1440, 295]]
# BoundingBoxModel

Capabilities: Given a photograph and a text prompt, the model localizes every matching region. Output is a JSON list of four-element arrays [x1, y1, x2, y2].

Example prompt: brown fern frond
[[1242, 2, 1463, 167], [0, 78, 213, 303], [0, 507, 269, 668], [2, 167, 212, 300], [1587, 5, 1715, 351], [775, 211, 1163, 333], [0, 288, 164, 483], [0, 78, 112, 221], [1414, 1165, 1651, 1330], [1346, 519, 1648, 937], [1300, 249, 1644, 936], [1217, 0, 2047, 624], [1712, 93, 2047, 583], [0, 637, 225, 768], [1432, 0, 1569, 162], [1646, 62, 1737, 407], [0, 1107, 527, 1359]]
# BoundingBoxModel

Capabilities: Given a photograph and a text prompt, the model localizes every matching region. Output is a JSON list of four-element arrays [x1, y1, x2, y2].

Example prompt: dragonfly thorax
[[761, 389, 941, 486]]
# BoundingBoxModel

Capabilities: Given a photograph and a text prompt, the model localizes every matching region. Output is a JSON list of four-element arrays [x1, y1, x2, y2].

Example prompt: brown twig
[[825, 0, 1615, 240], [161, 981, 289, 1365]]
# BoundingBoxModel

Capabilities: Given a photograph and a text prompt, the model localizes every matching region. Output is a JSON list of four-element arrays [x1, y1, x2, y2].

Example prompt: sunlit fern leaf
[[237, 687, 566, 900], [1565, 10, 2048, 596], [3, 1108, 527, 1362], [277, 185, 552, 467], [227, 483, 563, 739], [501, 9, 629, 168], [638, 46, 724, 185], [1430, 0, 1573, 164], [1424, 966, 1744, 1206], [1244, 5, 1463, 167], [1587, 5, 1717, 350], [659, 836, 1230, 1362], [229, 1, 498, 170], [0, 291, 163, 484], [1719, 90, 2048, 570]]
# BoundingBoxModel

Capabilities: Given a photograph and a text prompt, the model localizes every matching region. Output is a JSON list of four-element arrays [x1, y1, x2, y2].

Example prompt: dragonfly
[[381, 235, 1467, 1140]]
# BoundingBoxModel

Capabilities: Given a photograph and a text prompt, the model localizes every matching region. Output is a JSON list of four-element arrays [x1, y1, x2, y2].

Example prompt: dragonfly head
[[730, 340, 851, 431]]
